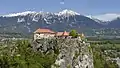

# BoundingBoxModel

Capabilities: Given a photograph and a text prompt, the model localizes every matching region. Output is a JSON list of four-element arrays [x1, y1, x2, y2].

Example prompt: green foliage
[[91, 44, 119, 68], [74, 51, 80, 59], [104, 60, 119, 68], [67, 64, 71, 68], [0, 40, 58, 68], [69, 30, 78, 38]]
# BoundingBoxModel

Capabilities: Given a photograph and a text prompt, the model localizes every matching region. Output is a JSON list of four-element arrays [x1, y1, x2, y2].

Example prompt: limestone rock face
[[32, 39, 94, 68]]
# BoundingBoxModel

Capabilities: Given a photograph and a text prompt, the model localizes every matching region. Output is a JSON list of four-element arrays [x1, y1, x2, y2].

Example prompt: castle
[[33, 28, 70, 40]]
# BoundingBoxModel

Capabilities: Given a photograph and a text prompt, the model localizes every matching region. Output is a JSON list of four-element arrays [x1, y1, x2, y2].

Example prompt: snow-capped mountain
[[0, 9, 120, 34], [1, 9, 80, 17], [0, 9, 101, 33]]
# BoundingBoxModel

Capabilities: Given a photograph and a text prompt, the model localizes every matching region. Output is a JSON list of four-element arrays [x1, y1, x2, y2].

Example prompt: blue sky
[[0, 0, 120, 15]]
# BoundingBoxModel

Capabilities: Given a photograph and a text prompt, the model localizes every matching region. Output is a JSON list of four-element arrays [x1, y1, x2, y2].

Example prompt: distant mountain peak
[[57, 9, 80, 16], [88, 13, 120, 22], [87, 15, 103, 22]]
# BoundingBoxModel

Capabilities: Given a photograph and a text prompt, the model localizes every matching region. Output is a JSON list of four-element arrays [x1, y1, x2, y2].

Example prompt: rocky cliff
[[32, 38, 94, 68]]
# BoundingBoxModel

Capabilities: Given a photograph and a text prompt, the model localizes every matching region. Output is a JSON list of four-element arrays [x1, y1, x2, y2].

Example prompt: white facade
[[34, 33, 55, 40]]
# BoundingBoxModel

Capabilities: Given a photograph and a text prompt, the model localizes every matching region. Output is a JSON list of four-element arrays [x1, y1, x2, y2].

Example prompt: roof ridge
[[34, 28, 55, 33]]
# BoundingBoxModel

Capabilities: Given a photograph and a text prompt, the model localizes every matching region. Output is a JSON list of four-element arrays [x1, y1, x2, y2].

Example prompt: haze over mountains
[[0, 9, 120, 35]]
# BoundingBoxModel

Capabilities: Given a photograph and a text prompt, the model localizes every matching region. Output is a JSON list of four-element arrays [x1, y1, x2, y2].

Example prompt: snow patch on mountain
[[44, 18, 51, 24], [32, 18, 39, 22], [17, 18, 25, 22], [57, 9, 80, 17], [27, 22, 31, 25]]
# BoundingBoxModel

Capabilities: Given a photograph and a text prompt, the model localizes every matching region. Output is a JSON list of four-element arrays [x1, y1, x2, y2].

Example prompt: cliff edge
[[32, 38, 94, 68]]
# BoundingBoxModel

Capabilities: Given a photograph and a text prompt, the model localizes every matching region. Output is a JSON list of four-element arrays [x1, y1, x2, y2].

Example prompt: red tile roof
[[34, 28, 55, 34], [56, 32, 64, 36], [63, 31, 69, 36], [56, 31, 69, 36]]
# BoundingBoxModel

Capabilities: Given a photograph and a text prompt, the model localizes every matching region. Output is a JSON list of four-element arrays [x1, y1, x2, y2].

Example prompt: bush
[[69, 30, 78, 38]]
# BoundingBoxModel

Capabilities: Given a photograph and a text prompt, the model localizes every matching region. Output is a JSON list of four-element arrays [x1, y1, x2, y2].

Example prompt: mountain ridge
[[0, 9, 120, 36], [1, 10, 120, 22], [1, 9, 80, 17]]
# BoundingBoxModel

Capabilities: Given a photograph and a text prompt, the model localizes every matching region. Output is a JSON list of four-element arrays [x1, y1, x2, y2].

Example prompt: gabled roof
[[56, 32, 64, 36], [56, 31, 69, 36], [34, 28, 55, 33], [63, 31, 69, 36]]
